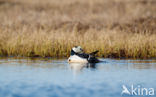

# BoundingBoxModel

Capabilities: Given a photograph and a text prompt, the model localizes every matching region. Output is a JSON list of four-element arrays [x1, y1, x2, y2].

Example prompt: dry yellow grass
[[0, 0, 156, 58]]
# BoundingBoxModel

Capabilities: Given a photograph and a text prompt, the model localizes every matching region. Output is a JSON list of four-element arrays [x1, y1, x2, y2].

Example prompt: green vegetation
[[0, 0, 156, 58]]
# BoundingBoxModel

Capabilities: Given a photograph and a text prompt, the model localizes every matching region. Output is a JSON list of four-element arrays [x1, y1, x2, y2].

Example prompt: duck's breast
[[68, 55, 88, 63]]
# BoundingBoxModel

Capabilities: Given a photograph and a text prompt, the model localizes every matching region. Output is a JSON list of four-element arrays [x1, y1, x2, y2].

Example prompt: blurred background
[[0, 0, 156, 58], [0, 0, 155, 32]]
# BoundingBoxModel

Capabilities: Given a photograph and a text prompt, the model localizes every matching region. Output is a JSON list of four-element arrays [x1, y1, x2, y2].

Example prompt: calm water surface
[[0, 58, 156, 97]]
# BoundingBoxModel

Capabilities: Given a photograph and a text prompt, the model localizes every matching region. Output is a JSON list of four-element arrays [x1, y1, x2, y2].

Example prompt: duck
[[68, 46, 99, 63]]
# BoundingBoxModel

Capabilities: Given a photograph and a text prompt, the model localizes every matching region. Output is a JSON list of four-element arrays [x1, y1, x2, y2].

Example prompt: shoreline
[[0, 56, 156, 60]]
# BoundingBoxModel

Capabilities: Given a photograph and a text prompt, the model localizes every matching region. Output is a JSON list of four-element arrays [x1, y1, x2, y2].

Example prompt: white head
[[72, 46, 83, 54]]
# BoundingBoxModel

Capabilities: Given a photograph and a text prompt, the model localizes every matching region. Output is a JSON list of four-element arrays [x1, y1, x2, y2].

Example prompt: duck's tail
[[89, 50, 99, 55], [88, 50, 99, 63]]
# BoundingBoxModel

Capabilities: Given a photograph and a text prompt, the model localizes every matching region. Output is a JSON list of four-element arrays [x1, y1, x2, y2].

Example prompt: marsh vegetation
[[0, 0, 156, 58]]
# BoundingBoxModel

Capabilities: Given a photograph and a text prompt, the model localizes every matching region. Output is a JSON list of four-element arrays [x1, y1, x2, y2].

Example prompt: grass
[[0, 0, 156, 59]]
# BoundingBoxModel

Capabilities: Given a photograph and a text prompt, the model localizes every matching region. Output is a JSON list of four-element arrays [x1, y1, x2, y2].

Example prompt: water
[[0, 58, 156, 97]]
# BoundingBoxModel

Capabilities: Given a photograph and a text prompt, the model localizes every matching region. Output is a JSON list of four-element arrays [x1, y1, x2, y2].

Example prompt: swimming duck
[[68, 46, 99, 63]]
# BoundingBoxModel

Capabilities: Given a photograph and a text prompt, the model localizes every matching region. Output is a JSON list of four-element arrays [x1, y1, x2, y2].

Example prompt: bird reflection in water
[[69, 63, 96, 73]]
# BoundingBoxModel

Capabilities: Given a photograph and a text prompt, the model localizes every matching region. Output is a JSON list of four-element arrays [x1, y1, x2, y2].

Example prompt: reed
[[0, 0, 156, 58]]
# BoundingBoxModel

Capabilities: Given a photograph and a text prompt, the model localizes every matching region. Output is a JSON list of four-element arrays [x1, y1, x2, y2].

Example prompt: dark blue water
[[0, 58, 156, 97]]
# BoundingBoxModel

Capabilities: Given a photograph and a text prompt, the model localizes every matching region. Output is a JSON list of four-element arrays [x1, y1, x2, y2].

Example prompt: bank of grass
[[0, 28, 156, 59], [0, 0, 156, 58]]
